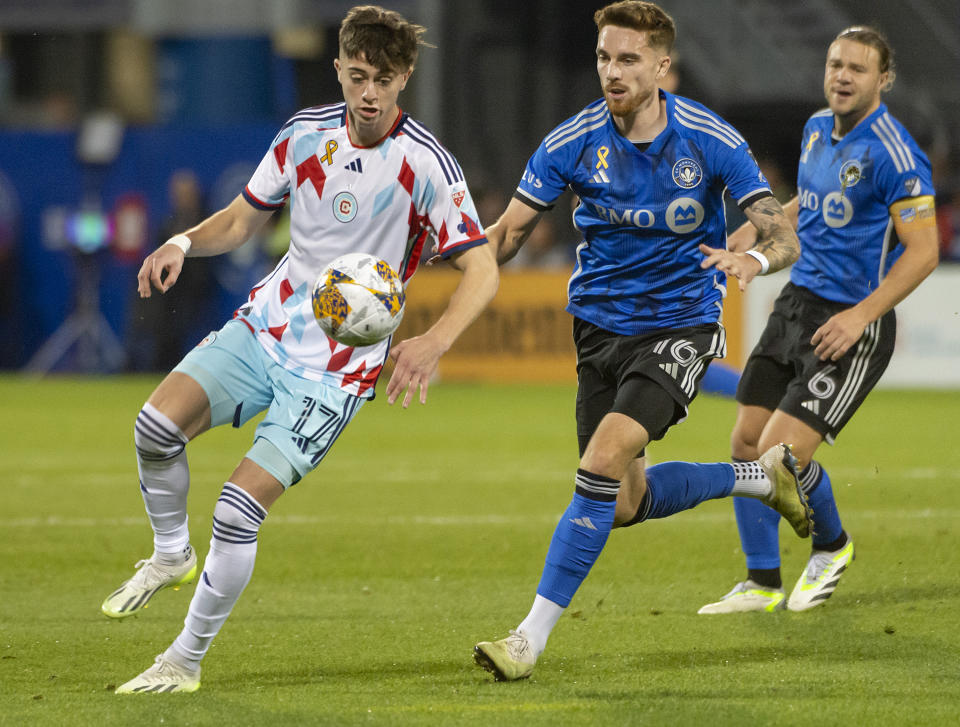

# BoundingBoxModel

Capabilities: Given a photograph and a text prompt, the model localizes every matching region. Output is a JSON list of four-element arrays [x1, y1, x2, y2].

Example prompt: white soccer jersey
[[237, 102, 486, 397]]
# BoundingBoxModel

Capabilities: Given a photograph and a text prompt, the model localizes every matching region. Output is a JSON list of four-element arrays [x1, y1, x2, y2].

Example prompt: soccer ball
[[311, 252, 405, 347]]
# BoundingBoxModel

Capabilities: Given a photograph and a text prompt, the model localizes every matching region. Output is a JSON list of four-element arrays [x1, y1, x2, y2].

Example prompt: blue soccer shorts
[[173, 320, 364, 487]]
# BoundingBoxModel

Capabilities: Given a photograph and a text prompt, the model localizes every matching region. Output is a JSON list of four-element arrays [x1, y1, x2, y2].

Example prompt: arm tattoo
[[745, 197, 800, 273]]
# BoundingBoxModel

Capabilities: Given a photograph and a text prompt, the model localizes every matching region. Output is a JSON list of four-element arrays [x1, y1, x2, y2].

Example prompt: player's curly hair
[[339, 5, 434, 73], [834, 26, 896, 91], [594, 1, 676, 53]]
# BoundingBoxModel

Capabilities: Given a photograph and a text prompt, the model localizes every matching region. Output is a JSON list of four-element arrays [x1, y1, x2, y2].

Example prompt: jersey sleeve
[[242, 126, 293, 211], [712, 136, 772, 209], [871, 121, 935, 208], [513, 136, 572, 211], [422, 157, 488, 260]]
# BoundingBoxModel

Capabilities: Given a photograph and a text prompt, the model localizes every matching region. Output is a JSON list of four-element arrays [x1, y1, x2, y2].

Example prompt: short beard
[[604, 87, 653, 118]]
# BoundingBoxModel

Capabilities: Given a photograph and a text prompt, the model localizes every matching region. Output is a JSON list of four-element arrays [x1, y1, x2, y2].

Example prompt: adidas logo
[[570, 516, 597, 530], [591, 168, 610, 184], [659, 362, 679, 378], [801, 400, 820, 415], [344, 159, 363, 173]]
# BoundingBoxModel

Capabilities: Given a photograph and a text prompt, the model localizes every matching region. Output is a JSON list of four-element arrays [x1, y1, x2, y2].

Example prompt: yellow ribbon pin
[[596, 146, 609, 170], [320, 139, 339, 165]]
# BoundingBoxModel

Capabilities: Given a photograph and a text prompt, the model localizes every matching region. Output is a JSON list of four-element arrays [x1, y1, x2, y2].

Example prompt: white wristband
[[164, 234, 192, 255], [744, 249, 770, 275]]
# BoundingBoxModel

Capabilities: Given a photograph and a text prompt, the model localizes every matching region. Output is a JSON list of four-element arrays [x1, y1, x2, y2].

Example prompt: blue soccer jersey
[[791, 103, 935, 305], [515, 90, 771, 335]]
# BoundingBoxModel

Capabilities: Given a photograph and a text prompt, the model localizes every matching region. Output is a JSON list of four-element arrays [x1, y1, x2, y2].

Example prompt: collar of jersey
[[607, 89, 673, 156], [827, 102, 888, 146], [345, 107, 406, 149]]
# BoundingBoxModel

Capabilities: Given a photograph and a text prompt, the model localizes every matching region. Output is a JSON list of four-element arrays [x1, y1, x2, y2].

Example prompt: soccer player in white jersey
[[103, 6, 498, 693], [473, 1, 809, 682], [699, 27, 939, 615]]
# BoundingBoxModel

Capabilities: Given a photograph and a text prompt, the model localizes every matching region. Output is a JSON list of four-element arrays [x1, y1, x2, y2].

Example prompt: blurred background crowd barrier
[[0, 0, 957, 383]]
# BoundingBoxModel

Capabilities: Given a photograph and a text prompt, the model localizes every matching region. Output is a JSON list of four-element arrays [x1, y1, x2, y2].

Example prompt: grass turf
[[1, 375, 958, 725]]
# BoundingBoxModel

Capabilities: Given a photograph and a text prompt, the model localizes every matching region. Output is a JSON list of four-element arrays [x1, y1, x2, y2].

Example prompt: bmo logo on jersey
[[666, 197, 704, 234], [590, 197, 704, 233], [822, 192, 853, 228], [799, 186, 853, 228]]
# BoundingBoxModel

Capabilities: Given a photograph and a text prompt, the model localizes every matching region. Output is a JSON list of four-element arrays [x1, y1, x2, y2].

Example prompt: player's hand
[[137, 242, 186, 298], [698, 244, 763, 291], [811, 308, 869, 361], [386, 333, 448, 408]]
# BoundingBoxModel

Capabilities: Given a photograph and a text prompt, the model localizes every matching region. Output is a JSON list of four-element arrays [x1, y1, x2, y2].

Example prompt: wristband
[[165, 234, 192, 255], [744, 249, 770, 275]]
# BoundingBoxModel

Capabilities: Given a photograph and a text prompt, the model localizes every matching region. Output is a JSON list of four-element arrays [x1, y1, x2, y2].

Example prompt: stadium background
[[2, 3, 960, 723], [0, 0, 957, 380]]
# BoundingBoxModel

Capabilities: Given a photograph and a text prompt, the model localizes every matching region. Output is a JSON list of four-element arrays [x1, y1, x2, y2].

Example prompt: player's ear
[[333, 58, 342, 80], [400, 67, 413, 91], [656, 55, 671, 80]]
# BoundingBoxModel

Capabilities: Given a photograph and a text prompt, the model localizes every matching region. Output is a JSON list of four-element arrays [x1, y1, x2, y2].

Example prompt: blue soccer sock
[[801, 461, 844, 549], [636, 461, 736, 520], [733, 495, 782, 571], [535, 469, 619, 609]]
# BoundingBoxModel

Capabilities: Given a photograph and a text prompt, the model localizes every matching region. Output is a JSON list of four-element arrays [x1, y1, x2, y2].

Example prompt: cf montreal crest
[[672, 158, 702, 189]]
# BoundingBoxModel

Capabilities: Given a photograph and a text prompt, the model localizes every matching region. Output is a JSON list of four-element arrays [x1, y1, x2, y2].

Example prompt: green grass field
[[2, 375, 959, 725]]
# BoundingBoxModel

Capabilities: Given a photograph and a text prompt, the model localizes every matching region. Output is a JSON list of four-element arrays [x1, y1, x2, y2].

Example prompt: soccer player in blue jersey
[[698, 27, 940, 615], [473, 0, 809, 681]]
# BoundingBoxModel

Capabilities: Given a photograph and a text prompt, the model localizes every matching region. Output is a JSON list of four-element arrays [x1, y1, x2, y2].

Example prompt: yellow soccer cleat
[[473, 630, 537, 682], [758, 443, 813, 538], [698, 580, 786, 614]]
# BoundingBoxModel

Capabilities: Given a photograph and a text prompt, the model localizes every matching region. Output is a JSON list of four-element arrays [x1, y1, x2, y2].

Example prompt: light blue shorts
[[173, 320, 364, 488]]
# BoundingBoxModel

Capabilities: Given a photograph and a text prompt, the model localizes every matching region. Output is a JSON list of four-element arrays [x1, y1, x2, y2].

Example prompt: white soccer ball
[[311, 252, 405, 347]]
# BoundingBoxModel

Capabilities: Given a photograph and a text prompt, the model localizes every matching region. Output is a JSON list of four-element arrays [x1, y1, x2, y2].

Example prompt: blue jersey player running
[[698, 27, 939, 615], [473, 0, 809, 682]]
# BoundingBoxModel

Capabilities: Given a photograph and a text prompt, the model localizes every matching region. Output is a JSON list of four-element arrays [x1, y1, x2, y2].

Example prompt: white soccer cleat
[[101, 547, 197, 619], [787, 539, 855, 611], [115, 654, 201, 694], [697, 580, 786, 614], [758, 443, 813, 538], [473, 629, 537, 681]]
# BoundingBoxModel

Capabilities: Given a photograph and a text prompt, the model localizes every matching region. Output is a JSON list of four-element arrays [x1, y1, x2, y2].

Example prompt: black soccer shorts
[[573, 317, 726, 457], [737, 282, 896, 444]]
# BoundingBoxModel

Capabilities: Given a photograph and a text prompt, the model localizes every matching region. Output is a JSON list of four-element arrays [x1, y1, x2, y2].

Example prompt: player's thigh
[[171, 320, 276, 433], [147, 371, 213, 440], [248, 368, 366, 489]]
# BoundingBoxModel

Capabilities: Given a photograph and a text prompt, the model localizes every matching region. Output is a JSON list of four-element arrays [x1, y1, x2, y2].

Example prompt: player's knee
[[134, 403, 188, 461], [579, 448, 629, 481], [212, 483, 267, 539]]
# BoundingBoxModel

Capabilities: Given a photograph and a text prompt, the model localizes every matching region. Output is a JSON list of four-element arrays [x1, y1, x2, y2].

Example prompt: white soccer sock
[[135, 402, 191, 555], [730, 460, 772, 498], [167, 483, 267, 671], [517, 594, 565, 657]]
